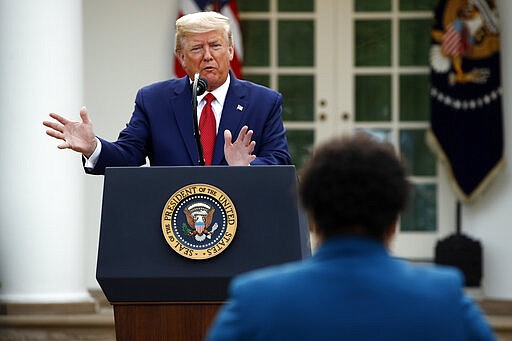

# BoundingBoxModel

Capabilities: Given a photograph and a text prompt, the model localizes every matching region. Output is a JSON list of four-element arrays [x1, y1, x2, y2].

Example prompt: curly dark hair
[[299, 134, 410, 241]]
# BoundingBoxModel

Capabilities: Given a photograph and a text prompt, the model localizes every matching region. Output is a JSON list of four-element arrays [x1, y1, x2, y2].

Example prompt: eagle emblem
[[184, 202, 218, 242], [430, 0, 499, 85], [162, 183, 237, 260]]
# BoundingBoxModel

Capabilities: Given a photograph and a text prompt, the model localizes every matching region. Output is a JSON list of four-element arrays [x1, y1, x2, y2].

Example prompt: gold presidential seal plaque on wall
[[161, 184, 237, 260]]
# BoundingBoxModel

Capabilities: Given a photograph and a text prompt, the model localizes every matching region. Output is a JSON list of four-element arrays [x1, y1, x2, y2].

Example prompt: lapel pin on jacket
[[236, 104, 243, 111]]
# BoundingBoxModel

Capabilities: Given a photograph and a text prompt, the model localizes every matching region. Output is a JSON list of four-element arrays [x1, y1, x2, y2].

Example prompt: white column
[[463, 0, 512, 301], [0, 0, 90, 303]]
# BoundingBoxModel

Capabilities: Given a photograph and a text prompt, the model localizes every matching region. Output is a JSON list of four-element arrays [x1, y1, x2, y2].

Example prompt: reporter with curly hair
[[207, 134, 495, 341]]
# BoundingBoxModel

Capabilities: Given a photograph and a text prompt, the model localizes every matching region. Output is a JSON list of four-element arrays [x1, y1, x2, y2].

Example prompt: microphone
[[191, 73, 209, 166], [196, 77, 208, 96], [192, 73, 208, 97]]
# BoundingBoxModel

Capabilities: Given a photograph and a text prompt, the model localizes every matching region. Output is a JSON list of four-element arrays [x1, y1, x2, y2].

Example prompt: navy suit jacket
[[87, 72, 291, 174], [207, 237, 495, 341]]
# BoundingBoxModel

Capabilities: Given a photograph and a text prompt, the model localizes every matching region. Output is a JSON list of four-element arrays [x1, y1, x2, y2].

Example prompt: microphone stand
[[192, 73, 205, 166]]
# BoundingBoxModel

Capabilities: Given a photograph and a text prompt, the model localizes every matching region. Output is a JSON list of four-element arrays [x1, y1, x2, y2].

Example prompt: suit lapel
[[213, 76, 249, 165], [171, 77, 199, 165]]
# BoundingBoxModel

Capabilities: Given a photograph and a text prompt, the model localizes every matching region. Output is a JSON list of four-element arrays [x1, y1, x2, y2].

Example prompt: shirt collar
[[197, 73, 230, 106]]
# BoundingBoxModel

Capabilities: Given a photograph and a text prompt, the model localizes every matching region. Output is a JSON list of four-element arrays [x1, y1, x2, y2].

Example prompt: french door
[[238, 0, 456, 260]]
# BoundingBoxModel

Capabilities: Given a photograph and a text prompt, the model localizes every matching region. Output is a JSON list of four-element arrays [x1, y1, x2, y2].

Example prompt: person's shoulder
[[231, 261, 307, 293], [232, 77, 281, 97], [139, 77, 185, 92], [417, 263, 463, 281], [399, 260, 465, 290]]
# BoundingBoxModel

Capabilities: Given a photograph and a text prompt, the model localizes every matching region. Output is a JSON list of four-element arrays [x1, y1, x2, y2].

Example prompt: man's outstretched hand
[[43, 106, 97, 158]]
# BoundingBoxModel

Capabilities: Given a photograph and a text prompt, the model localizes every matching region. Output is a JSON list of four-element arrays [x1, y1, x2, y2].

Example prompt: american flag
[[174, 0, 243, 79], [441, 20, 471, 57]]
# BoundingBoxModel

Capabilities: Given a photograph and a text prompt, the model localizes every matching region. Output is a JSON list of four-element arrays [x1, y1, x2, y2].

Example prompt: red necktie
[[199, 93, 216, 165]]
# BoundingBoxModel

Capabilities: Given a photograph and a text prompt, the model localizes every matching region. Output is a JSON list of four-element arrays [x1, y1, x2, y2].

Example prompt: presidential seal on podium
[[161, 184, 237, 260]]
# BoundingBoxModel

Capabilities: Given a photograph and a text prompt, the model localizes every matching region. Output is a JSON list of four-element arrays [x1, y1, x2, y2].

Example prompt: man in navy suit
[[43, 11, 290, 174], [207, 134, 495, 341]]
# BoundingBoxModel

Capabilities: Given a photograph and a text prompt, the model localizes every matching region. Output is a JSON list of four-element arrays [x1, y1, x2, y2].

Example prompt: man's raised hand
[[224, 125, 256, 166], [43, 106, 97, 158]]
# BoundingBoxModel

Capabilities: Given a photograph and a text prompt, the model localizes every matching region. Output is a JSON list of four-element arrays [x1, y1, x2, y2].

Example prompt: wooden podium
[[96, 166, 310, 340], [112, 303, 221, 340]]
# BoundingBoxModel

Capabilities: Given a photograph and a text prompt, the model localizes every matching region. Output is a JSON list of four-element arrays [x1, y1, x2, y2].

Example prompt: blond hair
[[175, 11, 233, 54]]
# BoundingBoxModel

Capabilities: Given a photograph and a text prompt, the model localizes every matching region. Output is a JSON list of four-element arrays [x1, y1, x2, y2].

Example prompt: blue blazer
[[207, 237, 495, 341], [87, 72, 291, 174]]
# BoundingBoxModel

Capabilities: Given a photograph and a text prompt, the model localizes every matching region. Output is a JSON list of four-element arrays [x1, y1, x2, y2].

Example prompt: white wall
[[83, 0, 177, 289]]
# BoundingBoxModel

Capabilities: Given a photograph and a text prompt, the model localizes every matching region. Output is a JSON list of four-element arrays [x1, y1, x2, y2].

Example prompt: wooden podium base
[[112, 302, 222, 341]]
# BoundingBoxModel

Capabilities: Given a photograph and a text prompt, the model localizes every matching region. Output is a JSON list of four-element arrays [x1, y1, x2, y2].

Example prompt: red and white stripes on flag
[[441, 21, 471, 57], [174, 0, 243, 79]]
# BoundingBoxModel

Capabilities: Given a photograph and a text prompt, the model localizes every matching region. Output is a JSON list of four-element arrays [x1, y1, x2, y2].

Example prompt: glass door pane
[[239, 0, 455, 260], [349, 0, 454, 259], [239, 0, 316, 168]]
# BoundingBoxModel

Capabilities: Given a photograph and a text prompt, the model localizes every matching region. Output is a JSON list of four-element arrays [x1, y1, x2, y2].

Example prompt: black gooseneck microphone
[[191, 73, 209, 166]]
